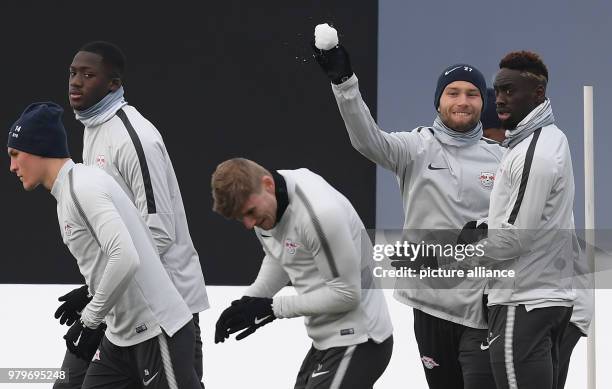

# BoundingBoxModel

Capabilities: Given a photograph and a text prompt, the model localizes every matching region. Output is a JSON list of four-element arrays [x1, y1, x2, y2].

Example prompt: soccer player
[[312, 34, 502, 388], [54, 41, 209, 388], [459, 67, 592, 389], [482, 51, 579, 388], [8, 102, 200, 388], [211, 158, 393, 389]]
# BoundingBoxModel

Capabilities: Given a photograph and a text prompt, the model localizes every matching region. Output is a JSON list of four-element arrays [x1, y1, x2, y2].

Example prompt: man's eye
[[69, 71, 76, 77], [84, 73, 94, 79]]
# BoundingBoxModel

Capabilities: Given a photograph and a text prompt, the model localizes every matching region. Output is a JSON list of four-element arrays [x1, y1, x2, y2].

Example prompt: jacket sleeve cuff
[[331, 73, 359, 92], [80, 307, 103, 329], [272, 296, 285, 319]]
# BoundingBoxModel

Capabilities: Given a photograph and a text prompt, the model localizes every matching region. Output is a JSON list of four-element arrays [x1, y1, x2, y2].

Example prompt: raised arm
[[312, 37, 419, 173]]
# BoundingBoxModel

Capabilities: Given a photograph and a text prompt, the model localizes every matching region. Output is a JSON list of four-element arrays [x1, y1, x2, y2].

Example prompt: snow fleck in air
[[314, 23, 338, 50]]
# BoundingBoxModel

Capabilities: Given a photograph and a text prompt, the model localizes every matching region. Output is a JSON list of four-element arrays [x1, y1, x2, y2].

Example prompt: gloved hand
[[457, 221, 488, 245], [388, 240, 438, 271], [64, 319, 106, 361], [215, 296, 275, 343], [312, 42, 353, 84], [54, 285, 93, 326]]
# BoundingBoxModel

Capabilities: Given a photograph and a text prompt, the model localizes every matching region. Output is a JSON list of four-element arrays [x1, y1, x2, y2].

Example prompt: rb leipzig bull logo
[[285, 239, 302, 255], [479, 171, 495, 188], [95, 155, 106, 168]]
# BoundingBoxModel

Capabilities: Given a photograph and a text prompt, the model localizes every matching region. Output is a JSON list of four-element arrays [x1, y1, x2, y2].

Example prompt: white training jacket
[[52, 161, 192, 347], [245, 169, 393, 350], [81, 105, 209, 314], [483, 124, 577, 310], [332, 74, 503, 329]]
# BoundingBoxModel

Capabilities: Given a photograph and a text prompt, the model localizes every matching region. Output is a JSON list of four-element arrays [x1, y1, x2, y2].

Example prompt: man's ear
[[262, 175, 275, 193], [109, 78, 122, 92]]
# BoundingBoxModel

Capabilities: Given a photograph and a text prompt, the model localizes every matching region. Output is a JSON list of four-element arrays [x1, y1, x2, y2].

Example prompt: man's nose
[[495, 90, 506, 106], [456, 93, 469, 106], [70, 73, 83, 87]]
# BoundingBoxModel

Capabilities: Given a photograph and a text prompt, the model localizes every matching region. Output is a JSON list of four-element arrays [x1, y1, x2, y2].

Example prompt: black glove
[[388, 240, 438, 271], [457, 221, 488, 245], [215, 296, 275, 343], [64, 319, 106, 361], [54, 285, 93, 326], [311, 42, 353, 84]]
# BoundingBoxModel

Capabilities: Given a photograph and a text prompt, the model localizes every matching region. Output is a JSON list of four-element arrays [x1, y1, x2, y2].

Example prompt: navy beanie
[[434, 64, 487, 110], [7, 102, 70, 158], [481, 88, 501, 129]]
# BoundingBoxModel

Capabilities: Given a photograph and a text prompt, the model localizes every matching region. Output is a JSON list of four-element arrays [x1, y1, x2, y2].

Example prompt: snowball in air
[[314, 23, 339, 50]]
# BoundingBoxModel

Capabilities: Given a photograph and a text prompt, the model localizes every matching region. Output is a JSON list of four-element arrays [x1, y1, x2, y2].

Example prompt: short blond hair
[[211, 158, 271, 218]]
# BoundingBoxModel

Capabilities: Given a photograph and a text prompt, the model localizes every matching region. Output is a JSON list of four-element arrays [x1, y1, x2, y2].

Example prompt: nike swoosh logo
[[143, 372, 159, 386], [261, 234, 272, 238], [312, 371, 330, 378], [480, 334, 501, 350], [254, 315, 271, 325], [428, 163, 448, 171], [444, 66, 462, 75], [73, 332, 82, 347]]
